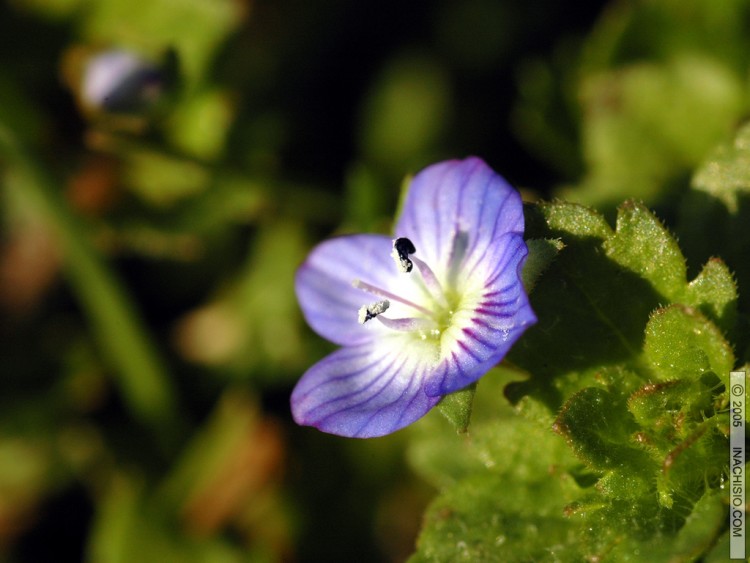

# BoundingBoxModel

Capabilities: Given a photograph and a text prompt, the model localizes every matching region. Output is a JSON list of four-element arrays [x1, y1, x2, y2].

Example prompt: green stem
[[0, 125, 181, 450]]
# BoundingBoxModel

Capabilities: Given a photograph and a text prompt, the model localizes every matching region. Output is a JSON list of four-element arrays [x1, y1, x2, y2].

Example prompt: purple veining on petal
[[295, 234, 397, 346], [313, 354, 407, 422], [292, 157, 537, 437], [482, 235, 529, 288], [424, 312, 536, 397], [292, 346, 405, 420], [422, 233, 536, 396], [455, 338, 483, 362], [291, 342, 441, 438], [462, 229, 526, 291], [395, 157, 524, 280], [293, 350, 384, 401], [462, 326, 495, 351], [349, 363, 422, 437]]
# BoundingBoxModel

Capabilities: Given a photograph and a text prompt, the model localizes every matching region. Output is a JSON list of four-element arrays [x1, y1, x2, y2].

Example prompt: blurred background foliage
[[0, 0, 748, 561]]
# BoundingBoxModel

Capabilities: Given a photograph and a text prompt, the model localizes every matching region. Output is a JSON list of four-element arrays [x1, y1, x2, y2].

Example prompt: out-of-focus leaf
[[166, 88, 235, 160], [570, 55, 744, 207], [87, 473, 266, 563], [79, 0, 243, 88], [580, 0, 750, 73], [343, 162, 390, 233], [156, 390, 287, 548], [173, 220, 308, 378], [517, 0, 750, 206], [122, 148, 210, 206], [693, 121, 750, 213], [0, 438, 53, 539], [359, 55, 450, 175], [434, 0, 516, 70], [0, 70, 44, 146], [0, 126, 181, 450], [10, 0, 85, 20]]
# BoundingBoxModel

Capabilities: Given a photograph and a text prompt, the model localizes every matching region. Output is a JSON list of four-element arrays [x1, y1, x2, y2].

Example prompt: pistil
[[375, 315, 437, 333], [410, 255, 448, 307]]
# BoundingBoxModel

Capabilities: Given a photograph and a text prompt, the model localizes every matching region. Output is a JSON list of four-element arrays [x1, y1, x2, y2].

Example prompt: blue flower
[[82, 50, 166, 113], [292, 157, 537, 437]]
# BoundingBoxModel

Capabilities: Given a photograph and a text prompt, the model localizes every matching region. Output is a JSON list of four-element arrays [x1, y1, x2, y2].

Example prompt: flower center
[[353, 237, 457, 341]]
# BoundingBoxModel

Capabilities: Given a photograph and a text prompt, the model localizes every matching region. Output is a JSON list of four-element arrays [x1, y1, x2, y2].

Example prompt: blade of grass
[[0, 124, 182, 451]]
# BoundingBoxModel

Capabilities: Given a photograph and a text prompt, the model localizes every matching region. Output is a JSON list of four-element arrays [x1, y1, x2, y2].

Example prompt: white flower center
[[353, 238, 459, 342]]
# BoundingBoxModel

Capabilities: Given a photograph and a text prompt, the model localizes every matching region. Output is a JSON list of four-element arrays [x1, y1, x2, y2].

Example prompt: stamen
[[376, 315, 436, 332], [391, 237, 416, 273], [352, 279, 433, 318], [358, 300, 390, 324], [352, 236, 451, 329]]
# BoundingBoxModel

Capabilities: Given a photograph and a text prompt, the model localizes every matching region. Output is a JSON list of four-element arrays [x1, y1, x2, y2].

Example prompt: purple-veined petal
[[295, 234, 398, 346], [394, 157, 523, 284], [291, 340, 442, 438], [292, 157, 537, 438], [423, 232, 536, 396]]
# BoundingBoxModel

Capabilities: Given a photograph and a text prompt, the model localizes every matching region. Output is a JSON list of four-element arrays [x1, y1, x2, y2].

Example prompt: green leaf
[[604, 201, 685, 300], [435, 383, 476, 434], [359, 55, 450, 175], [552, 387, 653, 474], [677, 124, 750, 331], [410, 413, 582, 562], [493, 199, 734, 560], [644, 305, 735, 381], [681, 257, 738, 334], [569, 55, 744, 207], [410, 470, 581, 563], [521, 237, 564, 293], [409, 367, 573, 487], [571, 489, 728, 562], [529, 199, 611, 239], [692, 121, 750, 213], [627, 380, 695, 430], [659, 490, 727, 561], [511, 200, 735, 405], [508, 202, 664, 406], [655, 420, 726, 509]]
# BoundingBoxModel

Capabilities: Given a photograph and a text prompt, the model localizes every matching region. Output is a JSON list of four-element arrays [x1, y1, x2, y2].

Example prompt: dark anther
[[393, 237, 417, 273]]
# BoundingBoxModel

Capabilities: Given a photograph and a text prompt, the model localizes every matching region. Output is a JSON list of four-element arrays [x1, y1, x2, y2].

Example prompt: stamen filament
[[352, 279, 434, 318], [376, 315, 436, 332]]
